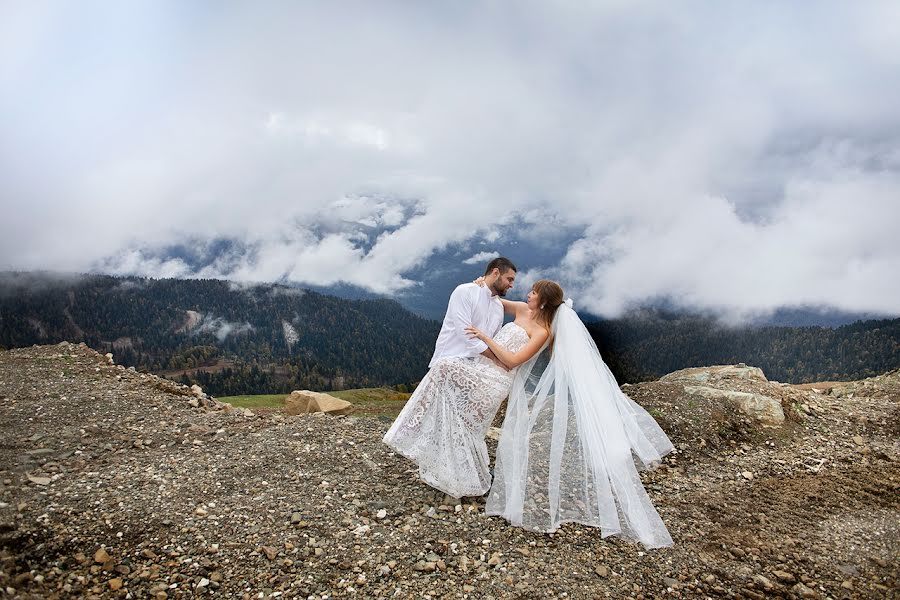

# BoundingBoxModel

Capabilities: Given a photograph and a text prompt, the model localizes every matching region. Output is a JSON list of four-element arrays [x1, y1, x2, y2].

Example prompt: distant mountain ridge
[[1, 272, 898, 394], [0, 271, 440, 395]]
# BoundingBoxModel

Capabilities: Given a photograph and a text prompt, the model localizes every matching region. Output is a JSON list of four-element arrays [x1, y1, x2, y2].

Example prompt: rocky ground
[[0, 343, 897, 599]]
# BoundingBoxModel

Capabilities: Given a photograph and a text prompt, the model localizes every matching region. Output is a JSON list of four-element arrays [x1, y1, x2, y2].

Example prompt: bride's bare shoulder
[[522, 321, 550, 340]]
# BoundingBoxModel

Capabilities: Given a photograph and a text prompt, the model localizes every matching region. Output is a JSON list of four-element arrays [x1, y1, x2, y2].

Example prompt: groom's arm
[[447, 285, 492, 356]]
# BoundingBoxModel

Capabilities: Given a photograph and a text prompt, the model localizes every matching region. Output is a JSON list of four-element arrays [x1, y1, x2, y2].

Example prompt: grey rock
[[683, 385, 785, 425]]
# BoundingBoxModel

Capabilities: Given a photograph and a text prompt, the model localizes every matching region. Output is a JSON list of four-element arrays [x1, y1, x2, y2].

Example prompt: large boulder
[[285, 390, 355, 416], [661, 364, 785, 426], [660, 364, 768, 384], [683, 385, 785, 426]]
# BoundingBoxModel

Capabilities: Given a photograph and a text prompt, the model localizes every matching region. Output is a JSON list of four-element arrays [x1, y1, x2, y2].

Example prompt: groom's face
[[491, 269, 516, 297]]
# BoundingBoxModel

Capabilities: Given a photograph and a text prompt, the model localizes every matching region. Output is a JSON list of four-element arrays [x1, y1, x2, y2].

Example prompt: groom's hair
[[484, 257, 517, 276]]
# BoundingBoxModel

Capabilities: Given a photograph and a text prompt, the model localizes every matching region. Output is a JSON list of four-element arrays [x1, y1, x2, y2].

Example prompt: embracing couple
[[383, 257, 674, 549]]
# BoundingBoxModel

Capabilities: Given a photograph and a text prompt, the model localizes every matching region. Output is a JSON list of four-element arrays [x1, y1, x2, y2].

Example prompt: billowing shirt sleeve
[[447, 285, 489, 355]]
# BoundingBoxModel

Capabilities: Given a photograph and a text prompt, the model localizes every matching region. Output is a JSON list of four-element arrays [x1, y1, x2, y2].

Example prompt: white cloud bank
[[1, 1, 899, 318]]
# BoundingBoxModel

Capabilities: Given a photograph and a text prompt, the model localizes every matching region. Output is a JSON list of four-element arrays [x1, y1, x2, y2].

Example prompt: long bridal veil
[[485, 303, 675, 549]]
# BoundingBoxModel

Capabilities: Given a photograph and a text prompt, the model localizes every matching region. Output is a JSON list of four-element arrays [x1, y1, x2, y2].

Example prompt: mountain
[[0, 271, 440, 395], [2, 272, 898, 394], [587, 309, 900, 384], [124, 239, 895, 327], [749, 306, 891, 328], [136, 236, 571, 321], [316, 279, 889, 327]]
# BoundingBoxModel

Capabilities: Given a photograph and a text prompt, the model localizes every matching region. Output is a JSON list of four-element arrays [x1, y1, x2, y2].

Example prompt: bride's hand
[[465, 325, 487, 341], [473, 276, 485, 287]]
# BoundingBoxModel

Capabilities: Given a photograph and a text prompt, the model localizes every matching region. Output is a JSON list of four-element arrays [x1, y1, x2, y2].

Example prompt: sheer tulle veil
[[485, 302, 675, 548]]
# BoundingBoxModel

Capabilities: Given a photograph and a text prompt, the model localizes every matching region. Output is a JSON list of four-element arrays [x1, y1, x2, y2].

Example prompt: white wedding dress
[[486, 304, 675, 549], [383, 322, 530, 498]]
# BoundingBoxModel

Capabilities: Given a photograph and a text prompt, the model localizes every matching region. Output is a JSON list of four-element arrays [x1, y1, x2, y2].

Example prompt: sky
[[2, 1, 899, 321]]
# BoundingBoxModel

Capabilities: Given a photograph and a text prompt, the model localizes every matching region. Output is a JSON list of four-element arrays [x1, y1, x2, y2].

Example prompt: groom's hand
[[465, 325, 487, 341]]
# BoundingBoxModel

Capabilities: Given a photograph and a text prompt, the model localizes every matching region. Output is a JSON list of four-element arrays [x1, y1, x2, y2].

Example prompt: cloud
[[195, 315, 254, 342], [100, 250, 192, 280], [1, 2, 899, 319], [0, 270, 90, 298], [548, 141, 900, 319], [463, 251, 500, 265]]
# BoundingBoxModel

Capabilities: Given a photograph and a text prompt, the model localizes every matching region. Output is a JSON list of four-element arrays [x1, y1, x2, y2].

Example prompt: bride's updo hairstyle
[[532, 279, 565, 331]]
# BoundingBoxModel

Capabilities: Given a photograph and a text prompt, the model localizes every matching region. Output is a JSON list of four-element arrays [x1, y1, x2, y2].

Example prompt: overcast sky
[[2, 1, 899, 320]]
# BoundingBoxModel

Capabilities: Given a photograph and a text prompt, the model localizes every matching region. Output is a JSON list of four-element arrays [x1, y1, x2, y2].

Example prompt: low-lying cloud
[[195, 315, 254, 342]]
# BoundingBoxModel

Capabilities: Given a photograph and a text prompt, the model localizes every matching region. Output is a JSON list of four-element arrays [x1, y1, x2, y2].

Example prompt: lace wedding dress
[[383, 322, 530, 498], [486, 305, 675, 548]]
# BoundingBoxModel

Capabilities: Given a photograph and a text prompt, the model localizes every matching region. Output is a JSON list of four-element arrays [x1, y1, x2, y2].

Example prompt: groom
[[382, 256, 517, 499], [430, 257, 516, 369]]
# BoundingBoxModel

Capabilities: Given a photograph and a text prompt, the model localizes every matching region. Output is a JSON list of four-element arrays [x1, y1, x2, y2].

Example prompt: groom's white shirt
[[429, 283, 504, 368]]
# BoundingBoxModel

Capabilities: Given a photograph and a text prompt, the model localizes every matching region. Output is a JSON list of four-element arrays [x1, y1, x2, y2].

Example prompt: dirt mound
[[1, 345, 897, 598]]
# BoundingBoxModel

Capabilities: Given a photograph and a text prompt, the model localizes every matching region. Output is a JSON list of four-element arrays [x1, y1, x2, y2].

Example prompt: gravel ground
[[0, 343, 897, 599]]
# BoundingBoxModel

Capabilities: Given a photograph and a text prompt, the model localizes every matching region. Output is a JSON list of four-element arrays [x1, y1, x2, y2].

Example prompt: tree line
[[588, 311, 900, 384], [0, 272, 439, 394], [1, 272, 897, 394]]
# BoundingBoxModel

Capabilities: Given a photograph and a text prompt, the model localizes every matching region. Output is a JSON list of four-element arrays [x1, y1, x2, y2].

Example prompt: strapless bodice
[[493, 321, 531, 354]]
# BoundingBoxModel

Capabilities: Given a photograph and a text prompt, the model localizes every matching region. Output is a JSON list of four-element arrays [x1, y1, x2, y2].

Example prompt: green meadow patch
[[218, 394, 287, 409]]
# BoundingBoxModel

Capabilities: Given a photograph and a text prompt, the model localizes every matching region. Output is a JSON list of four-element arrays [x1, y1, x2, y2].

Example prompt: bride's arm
[[465, 325, 549, 369], [499, 297, 527, 316]]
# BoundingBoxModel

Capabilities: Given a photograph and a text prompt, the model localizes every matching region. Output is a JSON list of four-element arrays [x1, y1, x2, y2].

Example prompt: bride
[[467, 279, 675, 549]]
